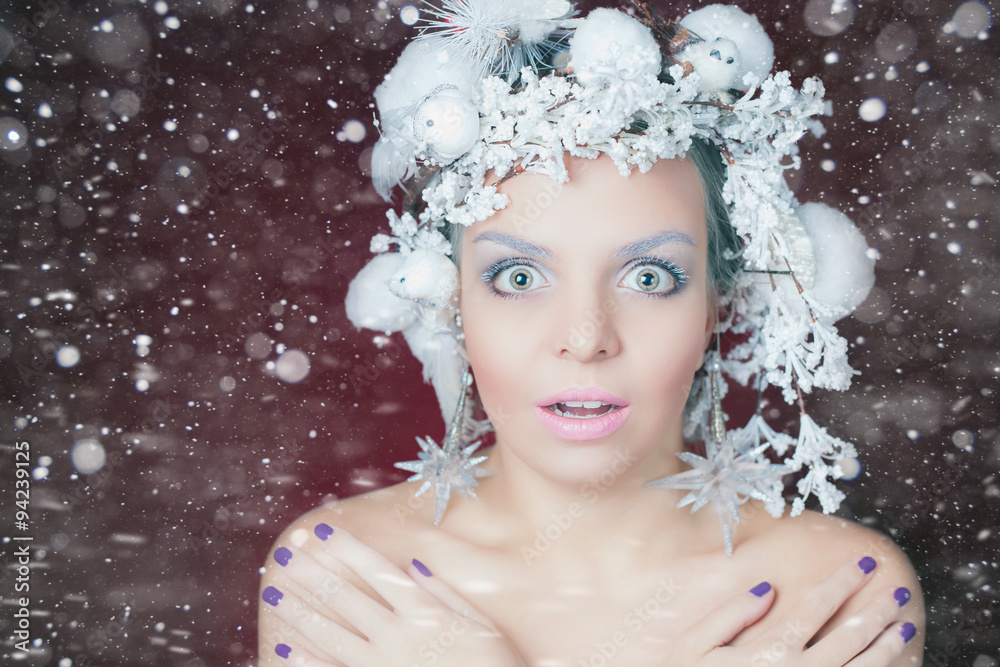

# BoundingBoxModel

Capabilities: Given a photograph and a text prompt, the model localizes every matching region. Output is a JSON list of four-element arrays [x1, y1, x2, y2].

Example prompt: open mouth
[[546, 401, 621, 419], [535, 390, 630, 441]]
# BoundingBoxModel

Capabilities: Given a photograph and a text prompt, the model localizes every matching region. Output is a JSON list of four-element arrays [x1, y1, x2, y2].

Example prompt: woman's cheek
[[640, 316, 708, 408], [461, 300, 508, 407]]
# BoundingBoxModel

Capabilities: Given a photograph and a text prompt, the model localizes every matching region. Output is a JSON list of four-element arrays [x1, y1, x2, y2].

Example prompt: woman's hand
[[664, 556, 917, 666], [259, 523, 527, 667]]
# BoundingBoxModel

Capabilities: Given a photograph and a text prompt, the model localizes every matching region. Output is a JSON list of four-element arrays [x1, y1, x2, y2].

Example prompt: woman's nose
[[553, 298, 622, 362]]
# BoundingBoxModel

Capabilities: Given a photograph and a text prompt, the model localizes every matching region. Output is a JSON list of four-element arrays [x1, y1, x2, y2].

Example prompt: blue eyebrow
[[472, 231, 553, 259], [611, 231, 697, 258]]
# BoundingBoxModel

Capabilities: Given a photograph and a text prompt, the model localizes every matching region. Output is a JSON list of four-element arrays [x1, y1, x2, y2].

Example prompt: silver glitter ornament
[[646, 353, 789, 556], [394, 370, 496, 524]]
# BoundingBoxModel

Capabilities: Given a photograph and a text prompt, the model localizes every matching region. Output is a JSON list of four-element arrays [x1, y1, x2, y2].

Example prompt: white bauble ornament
[[345, 253, 419, 333], [413, 87, 481, 161]]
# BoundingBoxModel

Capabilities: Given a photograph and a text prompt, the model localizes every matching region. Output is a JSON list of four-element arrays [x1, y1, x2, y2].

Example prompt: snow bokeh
[[0, 1, 997, 665]]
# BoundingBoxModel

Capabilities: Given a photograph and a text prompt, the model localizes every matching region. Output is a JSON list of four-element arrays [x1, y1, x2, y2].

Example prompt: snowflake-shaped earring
[[646, 350, 788, 556], [394, 369, 496, 525]]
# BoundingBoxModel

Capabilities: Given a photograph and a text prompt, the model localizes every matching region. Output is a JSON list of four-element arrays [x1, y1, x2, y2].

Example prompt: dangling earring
[[646, 342, 787, 556], [394, 367, 496, 525]]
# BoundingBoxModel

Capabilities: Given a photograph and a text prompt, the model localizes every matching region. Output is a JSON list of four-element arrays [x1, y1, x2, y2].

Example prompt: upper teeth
[[561, 400, 608, 408]]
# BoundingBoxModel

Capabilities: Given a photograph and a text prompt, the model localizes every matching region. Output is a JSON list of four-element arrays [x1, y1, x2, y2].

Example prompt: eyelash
[[480, 256, 689, 299], [621, 256, 689, 298], [480, 257, 542, 300]]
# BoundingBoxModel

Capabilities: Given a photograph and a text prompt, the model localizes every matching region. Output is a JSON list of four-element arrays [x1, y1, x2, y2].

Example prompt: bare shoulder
[[266, 480, 431, 560], [758, 509, 920, 585], [257, 481, 432, 666]]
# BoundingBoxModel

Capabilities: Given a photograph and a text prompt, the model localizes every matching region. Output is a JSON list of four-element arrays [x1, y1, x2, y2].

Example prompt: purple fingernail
[[750, 581, 771, 597], [858, 556, 877, 574], [262, 585, 283, 607], [900, 622, 916, 643], [275, 643, 292, 659], [314, 523, 334, 541], [274, 547, 292, 567], [412, 558, 433, 577], [894, 587, 911, 607]]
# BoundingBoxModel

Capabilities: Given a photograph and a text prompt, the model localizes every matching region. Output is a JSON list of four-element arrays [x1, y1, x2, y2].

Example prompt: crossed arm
[[257, 515, 924, 667]]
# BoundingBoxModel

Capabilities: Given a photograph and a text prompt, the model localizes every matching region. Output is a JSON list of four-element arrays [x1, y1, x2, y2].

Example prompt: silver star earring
[[394, 368, 496, 525], [646, 346, 788, 556]]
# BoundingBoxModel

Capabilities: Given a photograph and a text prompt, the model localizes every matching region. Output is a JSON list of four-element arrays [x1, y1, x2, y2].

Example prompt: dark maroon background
[[1, 0, 998, 664]]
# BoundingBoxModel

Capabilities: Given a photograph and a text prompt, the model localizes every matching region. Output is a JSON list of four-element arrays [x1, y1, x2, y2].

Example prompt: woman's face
[[460, 155, 713, 486]]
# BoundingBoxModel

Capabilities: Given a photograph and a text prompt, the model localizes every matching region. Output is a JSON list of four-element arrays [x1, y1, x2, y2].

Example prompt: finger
[[688, 581, 776, 653], [759, 555, 878, 648], [261, 584, 369, 663], [269, 642, 338, 667], [311, 523, 430, 614], [843, 622, 918, 667], [272, 545, 392, 640], [406, 558, 500, 632], [812, 586, 914, 665]]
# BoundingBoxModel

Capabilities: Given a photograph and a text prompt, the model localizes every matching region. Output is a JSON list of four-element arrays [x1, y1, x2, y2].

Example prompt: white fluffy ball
[[681, 4, 774, 89], [798, 203, 876, 321], [374, 40, 480, 116], [569, 8, 662, 85], [345, 253, 419, 333]]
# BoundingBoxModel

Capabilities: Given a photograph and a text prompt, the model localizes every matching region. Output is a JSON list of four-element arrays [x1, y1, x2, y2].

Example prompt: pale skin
[[258, 155, 925, 666]]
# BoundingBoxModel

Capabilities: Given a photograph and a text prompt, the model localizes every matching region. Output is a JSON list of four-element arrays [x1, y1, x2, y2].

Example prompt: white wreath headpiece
[[344, 1, 876, 554]]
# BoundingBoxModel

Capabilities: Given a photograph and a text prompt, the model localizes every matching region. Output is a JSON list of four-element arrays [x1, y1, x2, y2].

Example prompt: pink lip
[[535, 388, 631, 441]]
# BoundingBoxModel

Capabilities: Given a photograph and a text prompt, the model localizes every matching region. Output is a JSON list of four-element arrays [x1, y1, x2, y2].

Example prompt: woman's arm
[[258, 508, 528, 667], [258, 505, 923, 666]]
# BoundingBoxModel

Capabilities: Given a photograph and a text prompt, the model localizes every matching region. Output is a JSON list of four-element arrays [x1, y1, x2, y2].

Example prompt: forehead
[[466, 154, 707, 250]]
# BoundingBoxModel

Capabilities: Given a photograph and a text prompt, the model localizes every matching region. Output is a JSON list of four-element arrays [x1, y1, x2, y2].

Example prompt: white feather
[[402, 320, 466, 425], [419, 0, 572, 81], [378, 249, 465, 425], [347, 251, 465, 426], [371, 131, 418, 201]]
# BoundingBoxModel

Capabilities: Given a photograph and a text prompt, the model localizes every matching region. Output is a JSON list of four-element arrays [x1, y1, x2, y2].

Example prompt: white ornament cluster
[[346, 1, 877, 545]]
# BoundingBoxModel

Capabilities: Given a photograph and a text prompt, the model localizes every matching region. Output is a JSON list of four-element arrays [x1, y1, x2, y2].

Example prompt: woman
[[259, 2, 924, 664]]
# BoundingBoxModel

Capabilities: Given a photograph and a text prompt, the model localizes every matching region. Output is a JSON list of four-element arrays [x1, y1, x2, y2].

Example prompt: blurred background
[[0, 0, 998, 664]]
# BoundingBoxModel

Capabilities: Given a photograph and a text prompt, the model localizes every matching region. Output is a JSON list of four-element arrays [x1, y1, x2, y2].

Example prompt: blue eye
[[481, 258, 546, 298], [620, 257, 688, 297]]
